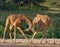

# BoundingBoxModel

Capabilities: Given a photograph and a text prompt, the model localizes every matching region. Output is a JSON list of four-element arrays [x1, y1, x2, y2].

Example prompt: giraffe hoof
[[27, 41, 33, 44], [12, 41, 14, 44], [39, 42, 41, 44], [2, 41, 4, 43], [30, 41, 33, 44], [2, 40, 6, 44], [39, 42, 43, 45], [39, 42, 42, 44], [54, 43, 56, 45]]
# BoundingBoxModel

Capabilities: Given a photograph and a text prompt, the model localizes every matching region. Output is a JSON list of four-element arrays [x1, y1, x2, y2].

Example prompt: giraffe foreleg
[[17, 27, 28, 39]]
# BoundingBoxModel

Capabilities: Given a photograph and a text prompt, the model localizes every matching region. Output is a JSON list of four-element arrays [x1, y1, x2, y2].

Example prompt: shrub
[[0, 25, 4, 38]]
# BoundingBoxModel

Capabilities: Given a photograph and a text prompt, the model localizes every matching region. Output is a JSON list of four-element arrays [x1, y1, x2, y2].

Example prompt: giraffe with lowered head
[[2, 14, 33, 44], [30, 14, 55, 44]]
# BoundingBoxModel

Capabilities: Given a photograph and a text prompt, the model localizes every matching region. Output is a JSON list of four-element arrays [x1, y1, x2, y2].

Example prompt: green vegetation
[[0, 10, 60, 39], [0, 0, 60, 39]]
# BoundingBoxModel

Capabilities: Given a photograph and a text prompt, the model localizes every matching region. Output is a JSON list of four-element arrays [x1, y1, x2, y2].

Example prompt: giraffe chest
[[15, 19, 22, 27], [17, 21, 22, 27]]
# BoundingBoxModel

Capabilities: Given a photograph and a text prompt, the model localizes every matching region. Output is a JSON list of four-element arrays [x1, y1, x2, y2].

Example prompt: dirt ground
[[0, 39, 60, 47]]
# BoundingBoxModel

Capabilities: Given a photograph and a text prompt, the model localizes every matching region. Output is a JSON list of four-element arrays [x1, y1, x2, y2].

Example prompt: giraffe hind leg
[[9, 25, 14, 44], [2, 20, 9, 43]]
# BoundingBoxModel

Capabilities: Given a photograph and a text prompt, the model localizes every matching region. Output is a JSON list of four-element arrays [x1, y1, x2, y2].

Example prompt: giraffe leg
[[50, 22, 55, 44], [45, 31, 47, 44], [39, 32, 46, 44], [37, 21, 46, 44], [2, 21, 9, 43], [31, 26, 35, 34], [50, 26, 55, 44], [39, 28, 47, 44], [30, 32, 37, 44], [2, 27, 7, 43], [52, 33, 55, 44], [17, 27, 28, 39], [14, 25, 16, 44], [9, 25, 14, 43]]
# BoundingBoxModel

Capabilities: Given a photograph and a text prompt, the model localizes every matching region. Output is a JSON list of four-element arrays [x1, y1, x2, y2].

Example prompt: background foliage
[[0, 0, 60, 39]]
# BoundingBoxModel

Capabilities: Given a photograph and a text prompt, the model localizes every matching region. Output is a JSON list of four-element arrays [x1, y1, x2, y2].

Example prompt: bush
[[21, 22, 28, 30], [0, 25, 4, 38], [54, 29, 60, 38], [35, 31, 43, 38]]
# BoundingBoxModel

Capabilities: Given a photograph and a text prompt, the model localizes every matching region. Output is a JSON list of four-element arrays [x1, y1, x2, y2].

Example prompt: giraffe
[[2, 14, 33, 44], [30, 14, 55, 44]]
